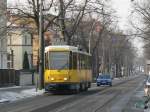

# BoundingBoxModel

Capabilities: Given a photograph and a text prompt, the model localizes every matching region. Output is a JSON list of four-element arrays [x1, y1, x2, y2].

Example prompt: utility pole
[[88, 38, 91, 54], [89, 20, 96, 54], [39, 0, 44, 89], [59, 0, 66, 42]]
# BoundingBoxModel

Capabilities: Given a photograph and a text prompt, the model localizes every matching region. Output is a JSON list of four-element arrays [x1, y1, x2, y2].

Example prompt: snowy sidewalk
[[0, 86, 44, 103]]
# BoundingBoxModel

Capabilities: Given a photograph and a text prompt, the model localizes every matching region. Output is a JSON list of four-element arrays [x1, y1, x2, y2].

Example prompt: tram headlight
[[64, 77, 68, 81], [51, 77, 54, 81]]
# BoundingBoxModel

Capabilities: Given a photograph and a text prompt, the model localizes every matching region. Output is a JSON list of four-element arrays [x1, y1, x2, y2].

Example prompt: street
[[0, 75, 145, 112]]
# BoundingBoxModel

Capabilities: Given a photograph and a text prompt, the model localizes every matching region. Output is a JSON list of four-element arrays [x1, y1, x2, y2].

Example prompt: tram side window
[[86, 56, 91, 69], [81, 54, 85, 69], [45, 53, 49, 69], [73, 53, 77, 69], [69, 52, 72, 69], [83, 55, 86, 69], [85, 56, 88, 69], [79, 54, 82, 69], [78, 54, 81, 69], [89, 56, 92, 68], [86, 56, 88, 69]]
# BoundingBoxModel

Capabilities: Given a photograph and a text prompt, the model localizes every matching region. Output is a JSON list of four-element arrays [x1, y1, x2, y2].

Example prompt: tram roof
[[45, 45, 78, 52], [45, 45, 91, 55]]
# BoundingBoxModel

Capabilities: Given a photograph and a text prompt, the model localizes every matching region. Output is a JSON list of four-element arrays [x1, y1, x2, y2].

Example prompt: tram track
[[30, 76, 142, 112], [94, 91, 121, 112], [93, 76, 144, 112]]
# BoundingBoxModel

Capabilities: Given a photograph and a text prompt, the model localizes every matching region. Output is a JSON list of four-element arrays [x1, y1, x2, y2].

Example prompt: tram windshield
[[49, 52, 69, 69]]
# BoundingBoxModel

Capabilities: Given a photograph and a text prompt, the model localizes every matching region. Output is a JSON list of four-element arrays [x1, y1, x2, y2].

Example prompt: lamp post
[[39, 0, 44, 89]]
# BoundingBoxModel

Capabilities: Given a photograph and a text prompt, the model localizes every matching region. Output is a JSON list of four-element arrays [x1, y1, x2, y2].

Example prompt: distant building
[[146, 60, 150, 75], [0, 0, 7, 69], [7, 25, 32, 70]]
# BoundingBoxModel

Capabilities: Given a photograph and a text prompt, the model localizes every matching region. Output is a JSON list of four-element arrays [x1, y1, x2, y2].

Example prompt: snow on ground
[[0, 99, 9, 103], [113, 78, 120, 80], [0, 86, 21, 90], [0, 88, 44, 103]]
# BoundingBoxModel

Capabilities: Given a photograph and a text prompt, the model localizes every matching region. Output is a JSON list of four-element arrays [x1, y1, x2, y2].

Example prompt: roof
[[45, 45, 78, 52], [45, 45, 91, 56]]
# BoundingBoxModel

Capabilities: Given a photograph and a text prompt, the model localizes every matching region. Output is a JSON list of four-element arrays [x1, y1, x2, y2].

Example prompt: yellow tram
[[44, 45, 92, 92]]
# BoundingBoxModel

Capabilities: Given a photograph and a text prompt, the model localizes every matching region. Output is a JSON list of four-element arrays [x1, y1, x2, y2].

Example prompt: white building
[[0, 0, 7, 69], [7, 26, 32, 70]]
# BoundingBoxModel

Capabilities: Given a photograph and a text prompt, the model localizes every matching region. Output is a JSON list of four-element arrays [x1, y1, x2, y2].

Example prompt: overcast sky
[[111, 0, 132, 30]]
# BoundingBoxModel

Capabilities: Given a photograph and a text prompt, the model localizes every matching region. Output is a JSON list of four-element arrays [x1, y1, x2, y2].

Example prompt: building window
[[25, 35, 27, 45], [10, 36, 12, 45], [1, 54, 3, 68], [0, 54, 1, 68], [0, 39, 1, 48], [7, 53, 12, 69], [0, 39, 3, 48]]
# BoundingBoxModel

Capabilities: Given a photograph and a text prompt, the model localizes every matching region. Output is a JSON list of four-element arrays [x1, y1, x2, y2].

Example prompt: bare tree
[[0, 0, 7, 38], [0, 0, 7, 69], [131, 0, 150, 59]]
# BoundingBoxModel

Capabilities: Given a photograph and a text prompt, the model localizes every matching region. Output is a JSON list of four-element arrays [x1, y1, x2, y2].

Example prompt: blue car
[[96, 74, 112, 86]]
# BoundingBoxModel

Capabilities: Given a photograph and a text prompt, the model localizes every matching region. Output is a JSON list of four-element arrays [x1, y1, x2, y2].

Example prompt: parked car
[[96, 74, 112, 86]]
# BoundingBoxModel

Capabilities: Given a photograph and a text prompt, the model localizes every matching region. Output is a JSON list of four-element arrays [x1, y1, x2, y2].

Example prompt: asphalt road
[[0, 75, 145, 112]]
